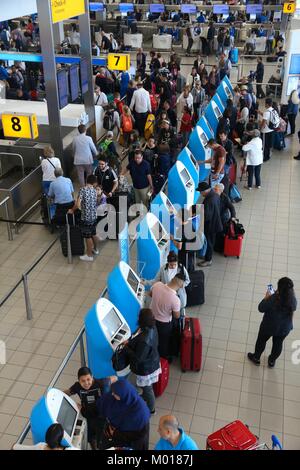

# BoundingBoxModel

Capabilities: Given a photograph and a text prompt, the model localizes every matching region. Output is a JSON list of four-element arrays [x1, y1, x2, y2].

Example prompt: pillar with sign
[[280, 13, 300, 104]]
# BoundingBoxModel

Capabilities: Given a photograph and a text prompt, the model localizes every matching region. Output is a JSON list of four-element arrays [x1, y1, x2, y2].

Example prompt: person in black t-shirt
[[64, 366, 117, 449], [94, 157, 118, 197], [101, 32, 113, 52]]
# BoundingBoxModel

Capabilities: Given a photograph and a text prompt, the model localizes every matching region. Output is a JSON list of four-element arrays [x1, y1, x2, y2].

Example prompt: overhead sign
[[107, 53, 130, 71], [51, 0, 86, 24], [283, 2, 296, 13], [1, 113, 39, 139]]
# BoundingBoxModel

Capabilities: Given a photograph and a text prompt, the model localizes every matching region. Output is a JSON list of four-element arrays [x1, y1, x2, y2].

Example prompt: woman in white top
[[41, 146, 62, 195], [242, 129, 263, 190], [13, 423, 79, 451]]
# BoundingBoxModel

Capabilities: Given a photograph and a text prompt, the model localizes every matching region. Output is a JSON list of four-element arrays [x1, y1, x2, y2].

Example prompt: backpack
[[103, 110, 114, 131], [276, 117, 287, 133], [122, 114, 133, 133], [268, 109, 280, 130]]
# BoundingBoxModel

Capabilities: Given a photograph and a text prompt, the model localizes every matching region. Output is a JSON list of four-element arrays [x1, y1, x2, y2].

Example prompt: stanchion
[[80, 336, 86, 367], [22, 274, 33, 320]]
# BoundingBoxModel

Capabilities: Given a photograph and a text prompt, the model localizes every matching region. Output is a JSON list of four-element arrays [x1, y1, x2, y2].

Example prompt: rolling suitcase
[[229, 184, 242, 203], [180, 317, 202, 372], [153, 358, 169, 397], [206, 420, 258, 450], [224, 235, 243, 259], [186, 270, 205, 306], [60, 214, 85, 257]]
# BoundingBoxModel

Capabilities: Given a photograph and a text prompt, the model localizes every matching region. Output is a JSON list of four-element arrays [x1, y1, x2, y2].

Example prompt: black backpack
[[103, 111, 114, 131]]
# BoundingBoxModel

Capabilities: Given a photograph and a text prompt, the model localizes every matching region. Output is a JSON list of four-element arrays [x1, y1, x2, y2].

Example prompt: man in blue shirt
[[124, 149, 153, 209], [48, 168, 75, 224], [155, 415, 199, 451], [0, 62, 9, 81]]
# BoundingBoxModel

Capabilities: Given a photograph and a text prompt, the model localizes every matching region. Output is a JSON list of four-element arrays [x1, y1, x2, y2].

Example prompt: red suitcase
[[180, 317, 202, 372], [153, 357, 169, 397], [206, 420, 258, 450], [224, 235, 243, 259], [228, 163, 237, 185]]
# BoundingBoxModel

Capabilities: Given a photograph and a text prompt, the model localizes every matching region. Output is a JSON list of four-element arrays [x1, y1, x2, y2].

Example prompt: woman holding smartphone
[[248, 278, 297, 368]]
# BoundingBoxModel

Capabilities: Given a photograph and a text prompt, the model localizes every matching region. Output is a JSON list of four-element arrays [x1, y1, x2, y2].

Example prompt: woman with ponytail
[[248, 277, 297, 368]]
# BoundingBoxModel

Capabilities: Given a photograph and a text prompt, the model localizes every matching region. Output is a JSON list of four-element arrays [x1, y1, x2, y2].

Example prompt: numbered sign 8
[[1, 113, 39, 139]]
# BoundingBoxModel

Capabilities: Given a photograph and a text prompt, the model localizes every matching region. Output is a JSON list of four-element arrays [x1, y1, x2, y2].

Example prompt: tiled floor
[[1, 57, 300, 449]]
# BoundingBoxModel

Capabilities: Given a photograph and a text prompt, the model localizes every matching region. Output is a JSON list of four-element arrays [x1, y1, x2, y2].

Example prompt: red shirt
[[180, 112, 193, 132], [212, 145, 226, 175]]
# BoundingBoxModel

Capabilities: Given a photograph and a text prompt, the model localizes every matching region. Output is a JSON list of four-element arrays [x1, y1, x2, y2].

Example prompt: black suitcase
[[60, 214, 85, 257], [186, 270, 205, 307]]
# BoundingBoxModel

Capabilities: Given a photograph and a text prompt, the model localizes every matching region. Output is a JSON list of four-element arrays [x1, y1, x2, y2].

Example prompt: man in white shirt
[[242, 129, 263, 189], [259, 98, 275, 162], [150, 274, 185, 361], [94, 86, 108, 107], [72, 124, 98, 187], [130, 82, 151, 137]]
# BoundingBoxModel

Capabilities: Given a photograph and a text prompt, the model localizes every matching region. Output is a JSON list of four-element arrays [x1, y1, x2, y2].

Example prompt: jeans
[[42, 180, 51, 195], [156, 320, 173, 359], [181, 131, 191, 148], [187, 37, 193, 54], [141, 385, 155, 412], [288, 113, 296, 135], [247, 164, 261, 188], [76, 164, 93, 187], [256, 83, 265, 98], [254, 329, 288, 362], [262, 132, 273, 161], [204, 229, 216, 262]]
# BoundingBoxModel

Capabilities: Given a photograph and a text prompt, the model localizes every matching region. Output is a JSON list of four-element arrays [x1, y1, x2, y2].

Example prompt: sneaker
[[244, 186, 252, 190], [293, 155, 300, 160], [268, 356, 275, 368], [247, 352, 260, 366], [92, 248, 99, 255], [80, 255, 94, 262], [198, 260, 212, 267], [150, 409, 156, 415], [256, 186, 261, 189]]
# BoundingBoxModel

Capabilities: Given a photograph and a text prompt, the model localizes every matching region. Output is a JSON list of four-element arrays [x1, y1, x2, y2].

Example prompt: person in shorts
[[70, 174, 101, 262]]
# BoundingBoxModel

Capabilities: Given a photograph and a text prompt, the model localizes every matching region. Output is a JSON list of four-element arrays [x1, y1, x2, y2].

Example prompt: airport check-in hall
[[0, 0, 300, 455]]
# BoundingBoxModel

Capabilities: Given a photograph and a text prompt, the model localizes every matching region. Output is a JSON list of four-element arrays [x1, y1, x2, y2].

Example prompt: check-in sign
[[107, 54, 131, 71], [283, 2, 296, 13], [51, 0, 86, 24]]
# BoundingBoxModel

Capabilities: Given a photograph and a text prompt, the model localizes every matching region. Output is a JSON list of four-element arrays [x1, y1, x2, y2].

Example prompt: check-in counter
[[124, 33, 143, 48], [254, 37, 267, 53], [153, 34, 172, 50]]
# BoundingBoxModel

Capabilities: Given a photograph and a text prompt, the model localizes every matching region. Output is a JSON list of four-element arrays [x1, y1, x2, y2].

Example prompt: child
[[64, 367, 117, 450], [180, 106, 193, 147]]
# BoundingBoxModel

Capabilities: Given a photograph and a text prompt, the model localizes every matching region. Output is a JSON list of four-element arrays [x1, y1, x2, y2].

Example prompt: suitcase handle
[[65, 213, 75, 226]]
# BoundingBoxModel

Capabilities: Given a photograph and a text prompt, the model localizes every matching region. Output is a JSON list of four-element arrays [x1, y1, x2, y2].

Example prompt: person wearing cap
[[197, 182, 223, 267], [242, 129, 263, 189]]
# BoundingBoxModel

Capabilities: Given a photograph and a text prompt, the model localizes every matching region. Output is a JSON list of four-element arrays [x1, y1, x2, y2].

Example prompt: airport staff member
[[48, 168, 75, 224], [72, 124, 98, 187], [130, 82, 152, 137]]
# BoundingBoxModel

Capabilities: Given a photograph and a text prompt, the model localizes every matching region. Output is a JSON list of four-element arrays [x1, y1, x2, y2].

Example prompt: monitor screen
[[246, 4, 263, 14], [214, 105, 222, 119], [89, 2, 104, 12], [286, 76, 300, 96], [289, 54, 300, 75], [119, 3, 134, 13], [181, 4, 197, 14], [224, 85, 232, 98], [69, 64, 79, 102], [180, 168, 190, 185], [149, 4, 165, 13], [213, 5, 229, 14], [57, 398, 77, 438], [103, 308, 122, 338], [200, 131, 208, 146], [57, 69, 69, 109], [80, 58, 89, 95], [127, 270, 139, 293], [249, 14, 256, 21]]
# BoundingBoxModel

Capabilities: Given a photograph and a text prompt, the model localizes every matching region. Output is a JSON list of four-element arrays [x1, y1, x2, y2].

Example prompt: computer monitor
[[57, 69, 69, 109], [181, 4, 197, 14], [89, 2, 104, 12], [249, 14, 256, 21], [102, 308, 123, 339], [149, 4, 165, 14], [213, 5, 229, 15], [246, 4, 263, 15], [200, 132, 208, 146], [127, 270, 139, 294], [215, 106, 222, 119], [119, 3, 134, 13], [56, 398, 78, 439], [181, 168, 190, 185], [289, 54, 300, 75], [69, 64, 79, 102], [80, 58, 89, 95]]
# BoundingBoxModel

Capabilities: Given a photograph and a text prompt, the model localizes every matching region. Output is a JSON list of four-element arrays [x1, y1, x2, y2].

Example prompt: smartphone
[[267, 284, 275, 294]]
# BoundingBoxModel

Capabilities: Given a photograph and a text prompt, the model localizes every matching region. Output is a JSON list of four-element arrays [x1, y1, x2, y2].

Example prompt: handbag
[[111, 344, 130, 372]]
